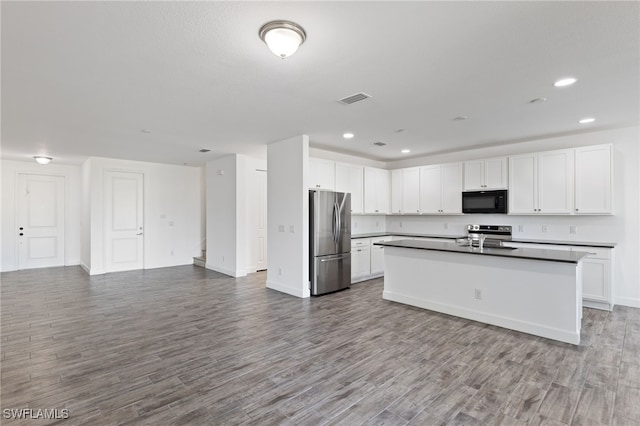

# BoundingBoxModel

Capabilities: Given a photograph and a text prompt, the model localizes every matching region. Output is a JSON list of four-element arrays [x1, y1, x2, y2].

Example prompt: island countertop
[[374, 239, 591, 264]]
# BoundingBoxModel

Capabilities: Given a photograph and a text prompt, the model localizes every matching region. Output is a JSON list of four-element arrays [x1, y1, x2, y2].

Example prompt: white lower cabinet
[[505, 242, 613, 311], [351, 239, 371, 283]]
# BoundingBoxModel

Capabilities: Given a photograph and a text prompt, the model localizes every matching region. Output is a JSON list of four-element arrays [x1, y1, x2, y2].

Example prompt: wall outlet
[[222, 255, 225, 262], [354, 221, 358, 229], [443, 223, 448, 230], [541, 225, 548, 233], [170, 250, 174, 256], [570, 225, 577, 234], [278, 267, 283, 276], [289, 225, 295, 233], [518, 224, 524, 233], [400, 222, 403, 228], [376, 220, 379, 228], [475, 289, 482, 300]]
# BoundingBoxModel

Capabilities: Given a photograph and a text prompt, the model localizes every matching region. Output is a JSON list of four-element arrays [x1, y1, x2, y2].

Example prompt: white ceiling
[[2, 1, 639, 166]]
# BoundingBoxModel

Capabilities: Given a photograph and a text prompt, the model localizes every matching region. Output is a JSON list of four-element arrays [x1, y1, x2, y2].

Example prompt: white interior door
[[17, 174, 65, 269], [105, 171, 144, 272], [255, 170, 267, 271]]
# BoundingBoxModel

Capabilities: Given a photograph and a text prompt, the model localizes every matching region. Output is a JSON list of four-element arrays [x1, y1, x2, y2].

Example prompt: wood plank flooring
[[1, 265, 639, 425]]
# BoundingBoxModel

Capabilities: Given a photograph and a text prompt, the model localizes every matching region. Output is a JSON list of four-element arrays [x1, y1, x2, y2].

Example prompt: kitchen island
[[375, 240, 591, 345]]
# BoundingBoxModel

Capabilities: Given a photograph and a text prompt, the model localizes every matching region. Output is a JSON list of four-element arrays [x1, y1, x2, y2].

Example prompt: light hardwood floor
[[1, 265, 639, 425]]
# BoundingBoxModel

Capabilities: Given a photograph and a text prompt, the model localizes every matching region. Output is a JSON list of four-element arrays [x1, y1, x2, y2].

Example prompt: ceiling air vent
[[372, 141, 387, 147], [337, 92, 372, 105], [199, 149, 211, 153]]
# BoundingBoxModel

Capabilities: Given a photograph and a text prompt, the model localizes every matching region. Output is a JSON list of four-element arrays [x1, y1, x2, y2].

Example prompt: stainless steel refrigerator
[[309, 190, 351, 296]]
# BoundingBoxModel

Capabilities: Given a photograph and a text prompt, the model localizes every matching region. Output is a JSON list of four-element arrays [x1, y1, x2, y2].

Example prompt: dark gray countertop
[[352, 232, 616, 248], [374, 239, 592, 264]]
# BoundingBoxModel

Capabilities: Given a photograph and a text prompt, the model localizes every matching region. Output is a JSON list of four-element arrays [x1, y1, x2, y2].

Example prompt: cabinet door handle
[[575, 208, 579, 211]]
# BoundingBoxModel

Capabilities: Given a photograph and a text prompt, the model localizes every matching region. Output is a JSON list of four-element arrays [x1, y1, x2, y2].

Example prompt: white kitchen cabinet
[[363, 167, 390, 214], [419, 162, 463, 214], [335, 163, 364, 214], [463, 157, 507, 190], [391, 169, 403, 214], [509, 149, 574, 215], [504, 242, 613, 311], [351, 239, 371, 283], [574, 144, 612, 214], [390, 167, 420, 214], [370, 236, 392, 275], [309, 158, 335, 190], [402, 167, 421, 214]]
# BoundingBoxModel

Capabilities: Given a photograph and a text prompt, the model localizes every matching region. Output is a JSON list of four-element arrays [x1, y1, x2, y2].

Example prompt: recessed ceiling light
[[199, 148, 211, 153], [554, 77, 577, 87], [394, 129, 407, 133], [141, 129, 152, 134], [343, 132, 354, 139], [372, 141, 387, 147], [453, 116, 468, 121], [401, 149, 411, 154], [33, 156, 52, 165], [578, 117, 595, 124], [529, 97, 548, 104]]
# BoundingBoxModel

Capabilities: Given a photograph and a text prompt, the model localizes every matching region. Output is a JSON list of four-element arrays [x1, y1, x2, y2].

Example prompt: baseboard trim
[[383, 290, 580, 345], [266, 280, 309, 298], [205, 263, 246, 278], [615, 296, 640, 309], [80, 263, 90, 275]]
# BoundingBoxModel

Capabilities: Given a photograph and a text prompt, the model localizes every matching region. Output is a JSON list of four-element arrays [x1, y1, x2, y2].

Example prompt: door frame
[[14, 171, 67, 270], [103, 168, 145, 273]]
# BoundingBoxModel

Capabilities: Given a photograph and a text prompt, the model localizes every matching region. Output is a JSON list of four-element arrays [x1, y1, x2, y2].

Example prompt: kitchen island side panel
[[382, 247, 582, 344]]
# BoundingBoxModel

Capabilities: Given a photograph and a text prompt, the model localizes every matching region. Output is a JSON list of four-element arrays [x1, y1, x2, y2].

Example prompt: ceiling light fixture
[[34, 156, 52, 165], [554, 77, 577, 87], [529, 97, 548, 104], [401, 149, 411, 154], [578, 117, 596, 124], [343, 132, 354, 139], [259, 20, 306, 59]]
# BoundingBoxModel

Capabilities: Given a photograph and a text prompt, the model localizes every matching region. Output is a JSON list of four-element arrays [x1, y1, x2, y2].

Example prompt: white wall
[[267, 135, 310, 298], [206, 155, 242, 277], [85, 157, 202, 275], [80, 159, 92, 270], [385, 126, 640, 308], [310, 147, 386, 168], [1, 160, 82, 271]]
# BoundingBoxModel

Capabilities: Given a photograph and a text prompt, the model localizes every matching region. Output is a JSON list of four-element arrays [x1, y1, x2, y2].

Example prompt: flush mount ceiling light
[[34, 156, 52, 165], [529, 97, 548, 104], [554, 77, 577, 87], [401, 149, 411, 154], [453, 116, 468, 121], [343, 132, 354, 139], [578, 117, 596, 124], [259, 20, 306, 59]]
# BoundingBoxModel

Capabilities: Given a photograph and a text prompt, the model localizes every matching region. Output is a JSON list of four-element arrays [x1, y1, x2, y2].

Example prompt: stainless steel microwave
[[462, 190, 508, 214]]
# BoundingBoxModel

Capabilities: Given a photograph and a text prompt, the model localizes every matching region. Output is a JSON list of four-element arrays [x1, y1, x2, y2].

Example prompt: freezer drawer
[[311, 253, 351, 296]]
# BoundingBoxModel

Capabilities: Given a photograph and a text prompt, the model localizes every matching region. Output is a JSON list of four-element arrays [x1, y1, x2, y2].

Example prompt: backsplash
[[385, 214, 620, 243], [351, 215, 386, 234]]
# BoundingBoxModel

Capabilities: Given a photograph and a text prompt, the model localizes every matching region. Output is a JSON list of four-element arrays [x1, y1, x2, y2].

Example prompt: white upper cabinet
[[418, 165, 441, 214], [391, 169, 403, 214], [335, 163, 364, 214], [419, 163, 463, 214], [509, 149, 574, 215], [363, 167, 390, 214], [309, 158, 335, 190], [464, 157, 508, 190], [402, 167, 421, 214], [574, 144, 612, 214]]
